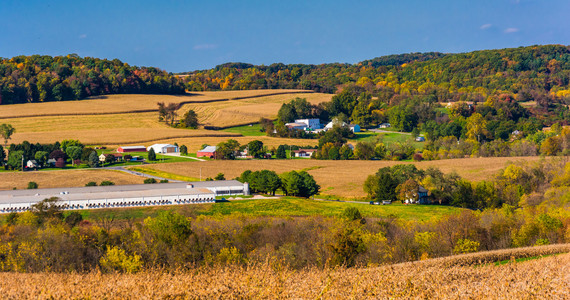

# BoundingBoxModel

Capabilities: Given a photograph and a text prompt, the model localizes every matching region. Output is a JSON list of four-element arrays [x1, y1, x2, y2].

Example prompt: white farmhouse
[[295, 118, 321, 130]]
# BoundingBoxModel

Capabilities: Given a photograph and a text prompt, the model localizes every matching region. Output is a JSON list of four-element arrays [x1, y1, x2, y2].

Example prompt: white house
[[147, 144, 179, 154], [292, 149, 317, 158], [295, 118, 321, 130], [379, 123, 391, 128], [26, 160, 39, 169], [325, 121, 360, 132]]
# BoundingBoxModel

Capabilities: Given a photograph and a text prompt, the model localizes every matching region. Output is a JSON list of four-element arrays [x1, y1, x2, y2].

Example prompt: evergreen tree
[[276, 145, 287, 159], [148, 148, 157, 161], [88, 151, 99, 168]]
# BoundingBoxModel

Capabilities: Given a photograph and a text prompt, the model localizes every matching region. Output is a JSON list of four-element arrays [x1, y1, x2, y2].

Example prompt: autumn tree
[[1, 124, 15, 145]]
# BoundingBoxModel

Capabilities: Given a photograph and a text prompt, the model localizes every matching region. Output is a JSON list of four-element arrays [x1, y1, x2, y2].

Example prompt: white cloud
[[480, 24, 492, 30], [193, 44, 218, 50], [504, 27, 519, 33], [79, 34, 87, 39]]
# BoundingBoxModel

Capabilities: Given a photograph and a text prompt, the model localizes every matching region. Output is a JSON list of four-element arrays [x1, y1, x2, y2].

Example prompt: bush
[[85, 181, 97, 187], [413, 153, 424, 162], [99, 246, 142, 273], [64, 212, 83, 227], [100, 181, 115, 186], [27, 181, 38, 189], [144, 178, 157, 184], [214, 173, 226, 180], [160, 179, 169, 183]]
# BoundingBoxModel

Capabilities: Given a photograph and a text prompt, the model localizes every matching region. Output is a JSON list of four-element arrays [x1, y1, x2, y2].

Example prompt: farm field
[[130, 156, 544, 198], [70, 197, 464, 222], [0, 89, 312, 118], [1, 247, 567, 299], [0, 169, 143, 190], [1, 90, 330, 147]]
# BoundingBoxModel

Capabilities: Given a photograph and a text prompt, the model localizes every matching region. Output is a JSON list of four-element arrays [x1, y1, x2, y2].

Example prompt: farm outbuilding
[[197, 146, 217, 158], [117, 146, 147, 153], [0, 180, 249, 214], [147, 144, 179, 154]]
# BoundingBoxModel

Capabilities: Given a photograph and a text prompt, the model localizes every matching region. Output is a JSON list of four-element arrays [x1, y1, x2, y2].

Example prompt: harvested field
[[178, 92, 332, 128], [0, 169, 143, 191], [0, 90, 312, 119], [0, 90, 330, 145], [0, 247, 567, 299], [135, 156, 544, 198]]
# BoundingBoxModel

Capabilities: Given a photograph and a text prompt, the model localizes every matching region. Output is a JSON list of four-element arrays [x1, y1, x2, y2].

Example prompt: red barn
[[197, 146, 217, 159], [117, 146, 147, 153]]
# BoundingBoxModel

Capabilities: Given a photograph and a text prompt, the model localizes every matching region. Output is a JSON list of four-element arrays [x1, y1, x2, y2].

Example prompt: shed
[[379, 123, 391, 128], [349, 124, 361, 132], [415, 136, 425, 142], [147, 144, 179, 154], [292, 149, 317, 158], [418, 186, 429, 204], [197, 146, 218, 159], [117, 146, 147, 153]]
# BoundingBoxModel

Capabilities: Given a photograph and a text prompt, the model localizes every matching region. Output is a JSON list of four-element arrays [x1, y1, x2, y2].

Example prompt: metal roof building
[[0, 180, 249, 213]]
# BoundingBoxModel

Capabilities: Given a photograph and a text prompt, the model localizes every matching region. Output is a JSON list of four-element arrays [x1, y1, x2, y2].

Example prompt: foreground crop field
[[71, 197, 464, 222], [0, 169, 143, 190], [0, 90, 331, 146], [1, 246, 567, 299], [135, 156, 544, 198]]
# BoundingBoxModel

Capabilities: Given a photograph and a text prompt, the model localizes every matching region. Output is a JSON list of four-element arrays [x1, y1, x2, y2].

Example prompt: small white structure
[[415, 136, 425, 142], [285, 122, 308, 130], [379, 123, 391, 128], [26, 160, 39, 169], [295, 118, 322, 130], [325, 121, 360, 132], [147, 144, 179, 154], [292, 149, 317, 158]]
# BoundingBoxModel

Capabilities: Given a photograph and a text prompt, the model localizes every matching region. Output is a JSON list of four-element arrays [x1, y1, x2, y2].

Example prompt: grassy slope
[[70, 197, 463, 222]]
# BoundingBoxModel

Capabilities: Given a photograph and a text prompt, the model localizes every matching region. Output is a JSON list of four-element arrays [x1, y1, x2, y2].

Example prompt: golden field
[[0, 169, 143, 190], [0, 90, 331, 147], [0, 90, 312, 118], [132, 156, 543, 198], [0, 156, 544, 197], [0, 246, 567, 299]]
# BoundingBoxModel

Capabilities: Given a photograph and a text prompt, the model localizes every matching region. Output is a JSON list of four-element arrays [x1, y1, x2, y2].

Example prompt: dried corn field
[[0, 169, 142, 191], [0, 90, 331, 145], [136, 156, 544, 198], [0, 246, 568, 299]]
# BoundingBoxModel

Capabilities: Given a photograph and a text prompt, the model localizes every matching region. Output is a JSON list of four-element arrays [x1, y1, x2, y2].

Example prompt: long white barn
[[0, 180, 249, 214]]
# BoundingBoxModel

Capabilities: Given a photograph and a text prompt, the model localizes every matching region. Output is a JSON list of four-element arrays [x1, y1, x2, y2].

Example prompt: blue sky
[[1, 0, 569, 72]]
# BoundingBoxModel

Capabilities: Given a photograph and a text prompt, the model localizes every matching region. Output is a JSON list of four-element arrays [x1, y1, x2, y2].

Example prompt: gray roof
[[0, 180, 244, 205], [199, 146, 217, 153]]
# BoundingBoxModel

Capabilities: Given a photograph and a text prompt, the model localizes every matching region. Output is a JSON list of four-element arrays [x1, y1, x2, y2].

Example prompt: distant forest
[[0, 54, 185, 105], [181, 45, 570, 103]]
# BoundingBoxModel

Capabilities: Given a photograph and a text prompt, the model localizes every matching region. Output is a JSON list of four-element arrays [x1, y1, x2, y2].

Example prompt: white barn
[[147, 144, 179, 154]]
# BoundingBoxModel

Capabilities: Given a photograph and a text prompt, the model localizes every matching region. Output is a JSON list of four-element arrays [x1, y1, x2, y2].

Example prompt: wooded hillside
[[181, 45, 570, 101], [0, 55, 185, 105]]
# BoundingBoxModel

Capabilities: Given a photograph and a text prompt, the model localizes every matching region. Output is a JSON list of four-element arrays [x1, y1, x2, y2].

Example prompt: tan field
[[0, 249, 567, 299], [0, 169, 143, 191], [131, 156, 543, 198], [1, 90, 331, 146], [0, 90, 312, 118]]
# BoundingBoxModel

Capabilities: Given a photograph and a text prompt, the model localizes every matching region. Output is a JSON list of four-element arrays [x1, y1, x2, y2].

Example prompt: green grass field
[[222, 124, 266, 136], [59, 197, 463, 223], [351, 131, 425, 149]]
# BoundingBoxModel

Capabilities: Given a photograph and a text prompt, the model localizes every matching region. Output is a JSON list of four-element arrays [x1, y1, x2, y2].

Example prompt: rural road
[[104, 166, 184, 182]]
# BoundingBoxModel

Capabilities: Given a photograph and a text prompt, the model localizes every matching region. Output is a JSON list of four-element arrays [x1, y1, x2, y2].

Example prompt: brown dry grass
[[0, 90, 311, 118], [0, 90, 330, 145], [0, 247, 567, 299], [136, 156, 544, 198], [0, 169, 143, 191], [178, 92, 332, 127]]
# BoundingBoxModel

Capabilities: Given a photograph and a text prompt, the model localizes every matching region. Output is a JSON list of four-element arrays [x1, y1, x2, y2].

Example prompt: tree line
[[0, 54, 185, 105]]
